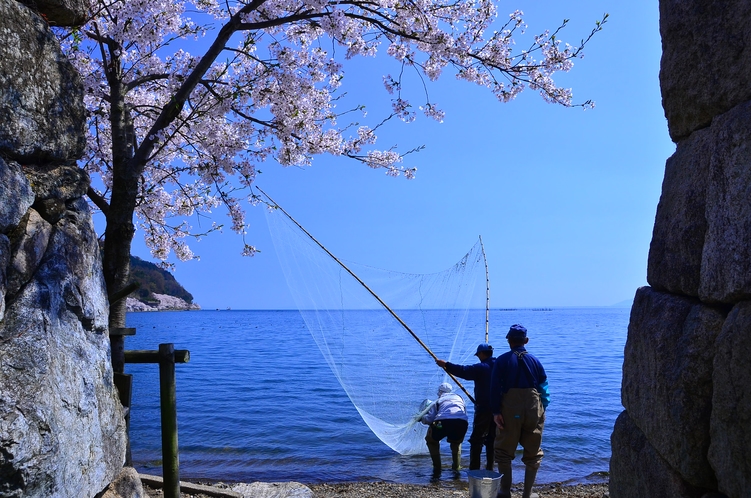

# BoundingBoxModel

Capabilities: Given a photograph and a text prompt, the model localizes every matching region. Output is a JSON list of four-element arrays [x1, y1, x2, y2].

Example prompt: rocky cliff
[[610, 2, 751, 497], [0, 0, 132, 496], [126, 256, 200, 311]]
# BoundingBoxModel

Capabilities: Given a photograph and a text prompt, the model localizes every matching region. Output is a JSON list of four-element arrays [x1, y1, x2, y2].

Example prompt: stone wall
[[610, 2, 751, 497], [0, 0, 130, 496]]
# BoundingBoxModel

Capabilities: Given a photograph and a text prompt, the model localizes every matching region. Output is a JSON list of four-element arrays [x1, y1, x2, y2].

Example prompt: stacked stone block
[[610, 2, 751, 497]]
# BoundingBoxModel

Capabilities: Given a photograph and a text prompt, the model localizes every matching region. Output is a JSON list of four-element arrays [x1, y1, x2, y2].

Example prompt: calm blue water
[[125, 308, 627, 485]]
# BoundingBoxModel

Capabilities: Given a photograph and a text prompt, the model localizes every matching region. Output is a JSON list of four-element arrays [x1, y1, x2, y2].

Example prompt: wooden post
[[125, 349, 190, 363], [159, 343, 180, 498], [123, 344, 189, 496]]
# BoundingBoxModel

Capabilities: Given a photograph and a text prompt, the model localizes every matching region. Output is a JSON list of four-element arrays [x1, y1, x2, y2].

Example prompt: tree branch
[[130, 0, 269, 176], [87, 186, 110, 215], [126, 73, 172, 91]]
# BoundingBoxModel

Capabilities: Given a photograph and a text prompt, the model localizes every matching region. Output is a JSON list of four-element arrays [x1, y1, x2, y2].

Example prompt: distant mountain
[[127, 256, 195, 307], [610, 299, 634, 308]]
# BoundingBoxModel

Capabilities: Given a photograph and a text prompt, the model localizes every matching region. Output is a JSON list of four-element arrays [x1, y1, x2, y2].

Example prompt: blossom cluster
[[57, 0, 604, 262]]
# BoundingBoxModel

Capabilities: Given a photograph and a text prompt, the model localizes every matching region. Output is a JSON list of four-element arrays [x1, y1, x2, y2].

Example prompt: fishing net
[[265, 204, 488, 455]]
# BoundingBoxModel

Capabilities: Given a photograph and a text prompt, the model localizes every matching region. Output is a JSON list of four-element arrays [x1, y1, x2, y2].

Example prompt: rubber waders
[[428, 440, 441, 475], [522, 466, 539, 498], [469, 444, 482, 470], [450, 442, 462, 471], [497, 465, 512, 498], [485, 441, 495, 471]]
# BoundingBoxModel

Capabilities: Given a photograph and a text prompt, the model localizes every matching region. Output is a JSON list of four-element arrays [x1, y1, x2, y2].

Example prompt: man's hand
[[494, 414, 505, 429], [435, 359, 447, 368]]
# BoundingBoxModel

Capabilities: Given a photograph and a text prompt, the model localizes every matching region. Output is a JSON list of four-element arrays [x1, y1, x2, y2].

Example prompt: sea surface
[[125, 307, 628, 486]]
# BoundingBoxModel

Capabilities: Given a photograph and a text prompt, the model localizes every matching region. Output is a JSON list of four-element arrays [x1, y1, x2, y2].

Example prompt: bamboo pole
[[159, 343, 180, 498], [258, 187, 476, 404], [479, 236, 490, 344]]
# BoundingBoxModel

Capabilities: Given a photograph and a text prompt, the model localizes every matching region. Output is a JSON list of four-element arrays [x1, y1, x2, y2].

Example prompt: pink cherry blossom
[[56, 0, 606, 265]]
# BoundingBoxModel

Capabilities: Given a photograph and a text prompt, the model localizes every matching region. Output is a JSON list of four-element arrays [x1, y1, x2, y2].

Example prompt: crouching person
[[421, 382, 469, 476]]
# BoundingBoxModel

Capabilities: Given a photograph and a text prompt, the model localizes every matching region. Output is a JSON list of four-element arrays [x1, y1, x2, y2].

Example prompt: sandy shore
[[143, 480, 610, 498]]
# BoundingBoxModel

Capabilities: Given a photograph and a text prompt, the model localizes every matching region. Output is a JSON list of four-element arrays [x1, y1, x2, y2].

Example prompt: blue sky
[[127, 0, 674, 310]]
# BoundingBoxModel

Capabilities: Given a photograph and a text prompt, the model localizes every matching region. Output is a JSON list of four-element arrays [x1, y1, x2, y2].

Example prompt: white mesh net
[[266, 205, 488, 455]]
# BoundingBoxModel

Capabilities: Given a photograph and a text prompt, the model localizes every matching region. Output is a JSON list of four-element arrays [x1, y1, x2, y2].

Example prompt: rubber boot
[[427, 440, 441, 477], [497, 465, 511, 498], [469, 443, 482, 470], [522, 466, 540, 498], [485, 442, 494, 471], [450, 442, 462, 471]]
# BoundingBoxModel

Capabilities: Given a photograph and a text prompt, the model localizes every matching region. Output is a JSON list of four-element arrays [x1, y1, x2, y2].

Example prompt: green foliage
[[128, 256, 194, 304]]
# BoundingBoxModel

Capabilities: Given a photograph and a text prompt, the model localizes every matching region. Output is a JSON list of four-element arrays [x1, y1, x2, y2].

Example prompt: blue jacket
[[490, 346, 549, 415], [444, 356, 495, 411]]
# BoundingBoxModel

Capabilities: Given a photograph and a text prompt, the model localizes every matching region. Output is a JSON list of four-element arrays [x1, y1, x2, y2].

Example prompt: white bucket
[[467, 469, 502, 498]]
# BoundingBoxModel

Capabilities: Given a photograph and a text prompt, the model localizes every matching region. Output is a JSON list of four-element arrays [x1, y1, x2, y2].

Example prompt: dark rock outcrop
[[622, 287, 724, 489], [18, 0, 91, 26], [709, 302, 751, 496], [660, 0, 751, 141], [699, 101, 751, 303], [612, 0, 751, 496], [649, 100, 751, 304], [610, 411, 707, 498], [0, 0, 86, 162], [647, 129, 709, 297]]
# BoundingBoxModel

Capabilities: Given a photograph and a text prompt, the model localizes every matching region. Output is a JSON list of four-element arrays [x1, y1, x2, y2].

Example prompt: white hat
[[438, 382, 452, 395]]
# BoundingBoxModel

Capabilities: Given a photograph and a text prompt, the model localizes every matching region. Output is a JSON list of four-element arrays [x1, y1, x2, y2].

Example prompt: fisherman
[[420, 382, 469, 476], [435, 343, 496, 470], [490, 324, 550, 498]]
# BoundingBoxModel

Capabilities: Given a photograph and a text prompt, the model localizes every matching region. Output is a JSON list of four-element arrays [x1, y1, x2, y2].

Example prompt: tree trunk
[[102, 54, 138, 371]]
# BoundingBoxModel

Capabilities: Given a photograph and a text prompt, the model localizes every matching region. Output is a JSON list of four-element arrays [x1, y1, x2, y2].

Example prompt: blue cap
[[475, 343, 493, 355], [506, 324, 527, 339]]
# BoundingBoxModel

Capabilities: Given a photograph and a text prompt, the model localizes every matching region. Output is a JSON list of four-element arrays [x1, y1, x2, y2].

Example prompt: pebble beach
[[143, 480, 610, 498]]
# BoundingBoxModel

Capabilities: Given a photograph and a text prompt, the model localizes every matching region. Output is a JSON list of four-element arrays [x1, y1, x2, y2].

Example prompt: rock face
[[659, 0, 751, 142], [611, 0, 751, 496], [610, 412, 706, 498], [622, 287, 724, 490], [17, 0, 91, 26], [708, 302, 751, 497], [0, 0, 86, 162], [0, 0, 128, 496]]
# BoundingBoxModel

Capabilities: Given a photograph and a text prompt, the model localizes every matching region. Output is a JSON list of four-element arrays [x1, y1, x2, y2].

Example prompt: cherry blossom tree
[[56, 0, 606, 330]]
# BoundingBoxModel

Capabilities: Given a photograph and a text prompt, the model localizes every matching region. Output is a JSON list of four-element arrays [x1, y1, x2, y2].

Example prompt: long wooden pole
[[258, 187, 476, 404], [480, 235, 490, 343]]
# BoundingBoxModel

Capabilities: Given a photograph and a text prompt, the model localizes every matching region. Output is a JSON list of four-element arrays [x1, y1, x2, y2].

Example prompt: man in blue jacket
[[436, 343, 496, 471], [490, 324, 550, 498]]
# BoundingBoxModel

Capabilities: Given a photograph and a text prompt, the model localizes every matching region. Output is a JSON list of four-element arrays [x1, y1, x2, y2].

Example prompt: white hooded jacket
[[421, 392, 468, 424]]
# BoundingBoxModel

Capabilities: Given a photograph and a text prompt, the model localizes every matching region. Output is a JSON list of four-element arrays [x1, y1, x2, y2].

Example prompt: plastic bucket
[[467, 469, 502, 498]]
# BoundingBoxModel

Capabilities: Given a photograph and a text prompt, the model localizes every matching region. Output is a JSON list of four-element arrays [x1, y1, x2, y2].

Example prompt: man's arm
[[536, 363, 550, 409], [421, 401, 438, 425], [435, 358, 478, 380], [538, 379, 550, 409]]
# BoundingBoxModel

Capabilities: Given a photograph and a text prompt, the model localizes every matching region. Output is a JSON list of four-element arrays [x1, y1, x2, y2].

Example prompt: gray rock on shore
[[126, 293, 201, 312]]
